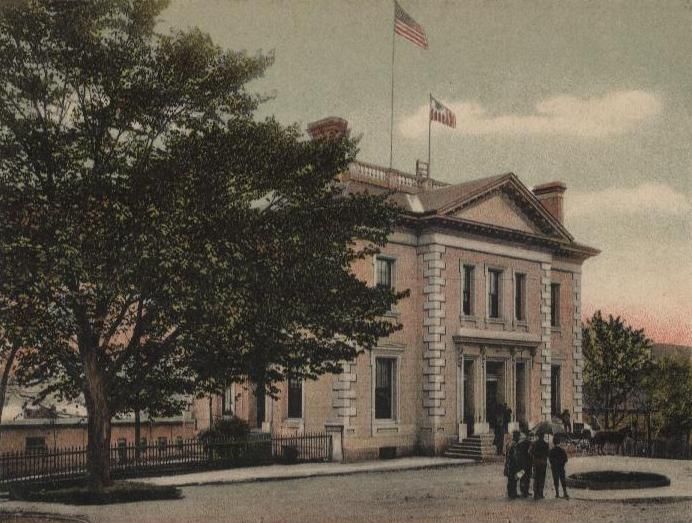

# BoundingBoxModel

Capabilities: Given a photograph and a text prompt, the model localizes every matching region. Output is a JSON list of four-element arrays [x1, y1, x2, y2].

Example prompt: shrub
[[281, 445, 299, 464], [197, 416, 250, 442], [9, 481, 182, 505]]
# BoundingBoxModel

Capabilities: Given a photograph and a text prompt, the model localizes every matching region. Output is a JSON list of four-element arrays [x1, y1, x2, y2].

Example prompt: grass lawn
[[9, 481, 182, 505]]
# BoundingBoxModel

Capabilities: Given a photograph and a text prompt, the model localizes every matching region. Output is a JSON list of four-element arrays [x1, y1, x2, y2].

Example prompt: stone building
[[206, 117, 599, 461]]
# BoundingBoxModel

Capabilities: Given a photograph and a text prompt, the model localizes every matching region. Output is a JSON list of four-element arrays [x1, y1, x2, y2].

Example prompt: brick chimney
[[532, 181, 567, 224], [306, 117, 349, 140]]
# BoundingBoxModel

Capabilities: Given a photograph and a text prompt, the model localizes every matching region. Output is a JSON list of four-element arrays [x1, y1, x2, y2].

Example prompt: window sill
[[486, 317, 505, 324], [460, 314, 478, 321], [374, 421, 400, 434], [284, 418, 303, 428], [383, 309, 400, 319], [551, 326, 562, 333]]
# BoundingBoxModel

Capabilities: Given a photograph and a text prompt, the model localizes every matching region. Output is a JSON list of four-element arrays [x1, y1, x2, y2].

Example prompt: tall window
[[550, 283, 560, 327], [551, 365, 561, 416], [376, 257, 394, 290], [515, 273, 526, 321], [222, 384, 233, 415], [375, 358, 396, 420], [488, 269, 502, 319], [462, 265, 474, 316], [287, 377, 303, 419]]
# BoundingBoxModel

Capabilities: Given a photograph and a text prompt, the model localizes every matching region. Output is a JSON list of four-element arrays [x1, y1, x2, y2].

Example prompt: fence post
[[324, 423, 343, 462]]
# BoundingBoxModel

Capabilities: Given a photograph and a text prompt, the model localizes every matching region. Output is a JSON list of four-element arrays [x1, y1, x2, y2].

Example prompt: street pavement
[[1, 456, 691, 522]]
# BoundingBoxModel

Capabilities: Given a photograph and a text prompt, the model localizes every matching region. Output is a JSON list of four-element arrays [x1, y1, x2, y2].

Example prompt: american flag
[[430, 96, 456, 128], [394, 1, 428, 50]]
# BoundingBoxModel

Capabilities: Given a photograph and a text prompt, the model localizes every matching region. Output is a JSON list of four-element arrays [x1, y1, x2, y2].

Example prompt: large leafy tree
[[0, 0, 403, 489], [651, 356, 692, 444], [582, 311, 652, 429]]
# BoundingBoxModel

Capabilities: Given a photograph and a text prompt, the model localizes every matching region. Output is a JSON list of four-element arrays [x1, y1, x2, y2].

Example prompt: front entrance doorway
[[486, 361, 505, 429], [486, 378, 498, 429], [463, 359, 474, 435]]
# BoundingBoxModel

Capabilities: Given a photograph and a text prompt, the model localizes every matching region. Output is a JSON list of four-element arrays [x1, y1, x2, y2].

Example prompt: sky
[[161, 0, 692, 345]]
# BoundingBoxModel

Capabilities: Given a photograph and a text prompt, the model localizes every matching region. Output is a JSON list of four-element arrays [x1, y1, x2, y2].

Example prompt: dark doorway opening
[[486, 379, 498, 429]]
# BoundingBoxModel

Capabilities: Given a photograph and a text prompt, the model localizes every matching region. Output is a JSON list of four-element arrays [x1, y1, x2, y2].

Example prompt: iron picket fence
[[0, 431, 332, 487]]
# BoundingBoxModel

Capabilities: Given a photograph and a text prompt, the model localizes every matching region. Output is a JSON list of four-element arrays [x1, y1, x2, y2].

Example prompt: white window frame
[[513, 271, 528, 324], [550, 282, 561, 328], [374, 254, 398, 314], [485, 265, 505, 321], [371, 348, 403, 434], [286, 377, 305, 421], [374, 255, 396, 289], [460, 261, 476, 318]]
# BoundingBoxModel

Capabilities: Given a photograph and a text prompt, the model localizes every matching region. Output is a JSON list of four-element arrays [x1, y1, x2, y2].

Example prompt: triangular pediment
[[452, 191, 544, 235], [438, 175, 573, 241]]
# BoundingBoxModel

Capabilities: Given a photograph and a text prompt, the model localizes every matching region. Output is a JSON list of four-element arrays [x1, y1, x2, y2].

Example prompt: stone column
[[473, 349, 489, 434], [540, 262, 552, 422], [456, 347, 467, 442], [332, 360, 357, 430], [325, 423, 344, 462], [419, 243, 447, 441], [572, 272, 583, 423], [506, 353, 514, 419], [508, 351, 519, 431]]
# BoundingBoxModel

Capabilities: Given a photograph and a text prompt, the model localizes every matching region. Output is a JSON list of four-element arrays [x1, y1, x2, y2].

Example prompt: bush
[[9, 481, 182, 505], [281, 445, 299, 464], [197, 416, 250, 442]]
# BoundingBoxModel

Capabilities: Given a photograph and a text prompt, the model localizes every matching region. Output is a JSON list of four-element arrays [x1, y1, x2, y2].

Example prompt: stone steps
[[444, 434, 498, 461]]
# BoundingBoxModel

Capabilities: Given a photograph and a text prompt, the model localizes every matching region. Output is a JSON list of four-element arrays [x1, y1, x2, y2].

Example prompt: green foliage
[[0, 0, 403, 484], [9, 481, 182, 505], [582, 310, 653, 429], [197, 416, 250, 442], [650, 356, 692, 440]]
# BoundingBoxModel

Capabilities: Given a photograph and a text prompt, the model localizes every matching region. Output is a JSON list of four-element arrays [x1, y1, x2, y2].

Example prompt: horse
[[592, 428, 631, 455]]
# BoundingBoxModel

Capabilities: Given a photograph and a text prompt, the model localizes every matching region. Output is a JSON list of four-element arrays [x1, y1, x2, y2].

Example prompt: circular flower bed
[[567, 471, 670, 490]]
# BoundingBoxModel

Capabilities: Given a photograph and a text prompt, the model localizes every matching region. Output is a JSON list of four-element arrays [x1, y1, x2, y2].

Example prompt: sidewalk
[[136, 456, 474, 487]]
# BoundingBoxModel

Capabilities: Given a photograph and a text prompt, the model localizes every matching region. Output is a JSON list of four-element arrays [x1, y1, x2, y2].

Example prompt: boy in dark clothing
[[530, 431, 549, 499], [504, 431, 521, 499], [549, 434, 569, 499]]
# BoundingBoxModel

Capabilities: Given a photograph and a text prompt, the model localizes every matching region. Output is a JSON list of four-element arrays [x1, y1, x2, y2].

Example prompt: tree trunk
[[0, 345, 20, 444], [82, 350, 112, 490]]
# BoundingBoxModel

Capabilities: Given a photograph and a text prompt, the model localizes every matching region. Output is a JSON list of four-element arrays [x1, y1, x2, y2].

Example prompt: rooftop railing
[[347, 161, 447, 192]]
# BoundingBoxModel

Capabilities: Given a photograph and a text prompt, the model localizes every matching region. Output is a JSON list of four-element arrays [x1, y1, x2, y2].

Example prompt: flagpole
[[389, 4, 396, 170], [428, 93, 432, 178]]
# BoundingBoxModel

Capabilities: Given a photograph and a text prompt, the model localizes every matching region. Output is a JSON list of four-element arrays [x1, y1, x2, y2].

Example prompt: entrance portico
[[454, 329, 539, 440]]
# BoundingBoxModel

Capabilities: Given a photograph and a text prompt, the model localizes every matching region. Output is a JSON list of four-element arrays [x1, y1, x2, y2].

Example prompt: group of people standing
[[504, 430, 569, 500]]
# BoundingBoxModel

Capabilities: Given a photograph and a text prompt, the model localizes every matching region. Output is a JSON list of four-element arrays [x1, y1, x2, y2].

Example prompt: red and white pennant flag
[[430, 96, 456, 128], [394, 1, 428, 49]]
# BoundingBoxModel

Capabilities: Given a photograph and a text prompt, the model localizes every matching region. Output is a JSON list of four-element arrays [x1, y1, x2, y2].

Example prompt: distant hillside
[[652, 343, 692, 362]]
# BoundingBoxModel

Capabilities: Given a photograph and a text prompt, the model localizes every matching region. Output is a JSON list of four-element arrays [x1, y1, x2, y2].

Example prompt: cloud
[[400, 90, 662, 138], [566, 183, 691, 218]]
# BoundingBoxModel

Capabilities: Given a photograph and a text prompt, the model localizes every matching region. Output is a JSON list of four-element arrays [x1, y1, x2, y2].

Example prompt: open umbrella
[[533, 420, 552, 435], [532, 420, 566, 435]]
